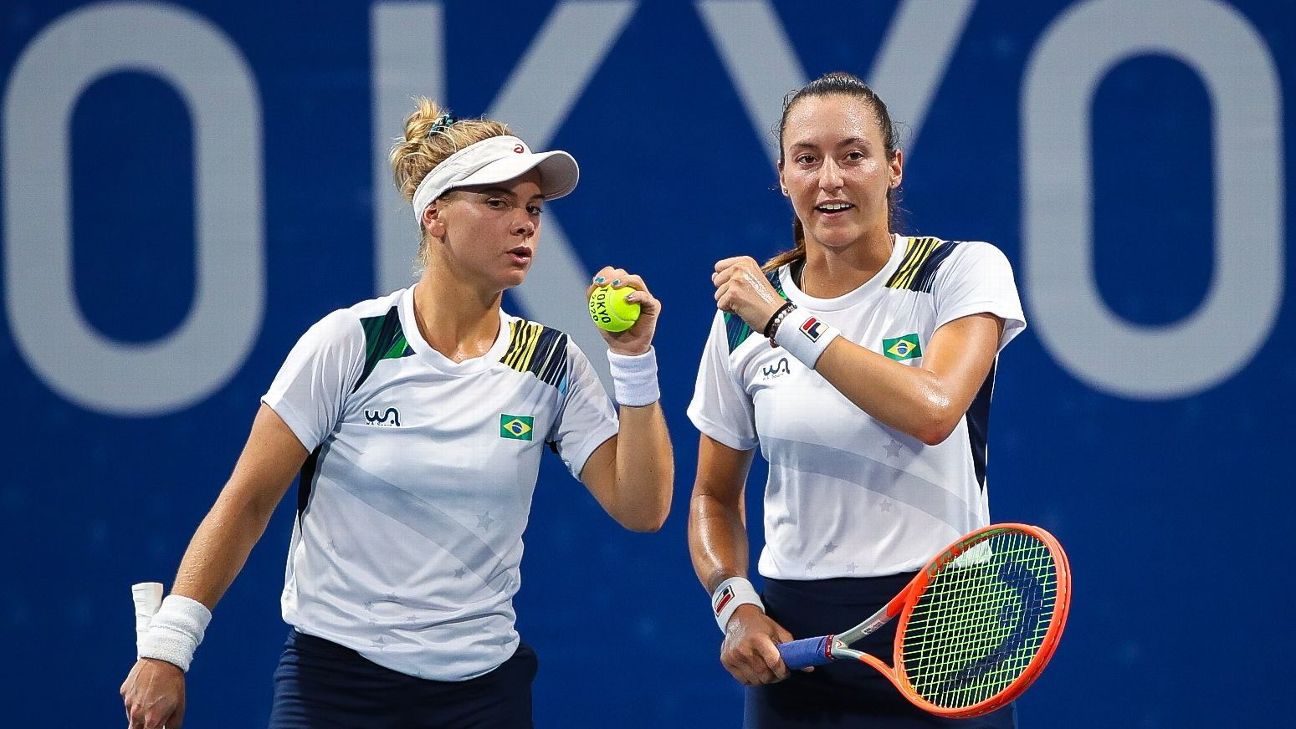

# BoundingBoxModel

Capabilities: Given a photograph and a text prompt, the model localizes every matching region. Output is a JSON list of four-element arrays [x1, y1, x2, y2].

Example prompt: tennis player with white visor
[[120, 98, 674, 729]]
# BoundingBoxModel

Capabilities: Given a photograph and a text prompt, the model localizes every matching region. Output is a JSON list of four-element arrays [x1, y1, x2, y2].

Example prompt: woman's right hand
[[720, 604, 799, 685], [711, 256, 785, 335], [121, 658, 185, 729]]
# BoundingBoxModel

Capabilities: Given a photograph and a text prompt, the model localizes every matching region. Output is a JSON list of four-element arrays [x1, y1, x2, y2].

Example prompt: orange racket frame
[[776, 523, 1071, 718]]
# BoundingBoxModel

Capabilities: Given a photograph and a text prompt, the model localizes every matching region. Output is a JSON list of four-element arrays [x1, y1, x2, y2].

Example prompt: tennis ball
[[588, 285, 641, 333]]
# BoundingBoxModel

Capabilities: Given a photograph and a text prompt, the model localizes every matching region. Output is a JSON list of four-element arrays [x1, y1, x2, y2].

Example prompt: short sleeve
[[548, 340, 619, 480], [261, 310, 366, 451], [687, 312, 758, 451], [932, 242, 1027, 352]]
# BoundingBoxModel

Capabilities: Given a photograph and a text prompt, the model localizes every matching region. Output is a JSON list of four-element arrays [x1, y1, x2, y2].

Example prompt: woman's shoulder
[[342, 287, 408, 320], [298, 288, 409, 350], [894, 234, 1005, 257], [936, 239, 1014, 277], [497, 311, 575, 387], [498, 311, 573, 344], [889, 236, 1012, 290]]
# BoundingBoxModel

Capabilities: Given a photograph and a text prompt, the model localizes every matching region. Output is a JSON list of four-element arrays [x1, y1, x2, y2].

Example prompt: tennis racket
[[776, 523, 1071, 718]]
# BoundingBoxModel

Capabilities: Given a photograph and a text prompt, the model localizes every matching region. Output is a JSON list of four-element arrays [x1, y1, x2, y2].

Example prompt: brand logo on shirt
[[500, 414, 534, 441], [760, 357, 791, 380], [799, 316, 824, 342], [364, 407, 401, 426], [883, 333, 923, 361]]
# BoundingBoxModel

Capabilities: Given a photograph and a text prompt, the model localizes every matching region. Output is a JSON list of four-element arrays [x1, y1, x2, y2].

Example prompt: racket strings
[[904, 535, 1056, 706], [899, 530, 1060, 709], [919, 539, 1056, 707]]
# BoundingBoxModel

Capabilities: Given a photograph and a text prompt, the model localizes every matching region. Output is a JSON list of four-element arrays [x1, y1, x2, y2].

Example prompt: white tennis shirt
[[263, 285, 618, 680], [689, 235, 1026, 580]]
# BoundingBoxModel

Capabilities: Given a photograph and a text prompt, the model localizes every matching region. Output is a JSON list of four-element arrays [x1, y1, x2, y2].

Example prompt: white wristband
[[137, 594, 212, 672], [711, 577, 764, 633], [773, 307, 841, 368], [607, 347, 660, 407]]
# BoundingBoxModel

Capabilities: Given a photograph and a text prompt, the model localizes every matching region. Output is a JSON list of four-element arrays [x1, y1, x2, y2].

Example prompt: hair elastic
[[427, 112, 457, 142]]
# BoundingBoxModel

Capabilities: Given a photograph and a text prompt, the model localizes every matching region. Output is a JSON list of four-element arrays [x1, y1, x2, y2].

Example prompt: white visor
[[411, 135, 579, 218]]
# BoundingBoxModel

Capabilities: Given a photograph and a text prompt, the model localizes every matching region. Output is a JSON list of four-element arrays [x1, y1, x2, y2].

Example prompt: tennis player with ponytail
[[120, 98, 673, 729], [687, 72, 1025, 727]]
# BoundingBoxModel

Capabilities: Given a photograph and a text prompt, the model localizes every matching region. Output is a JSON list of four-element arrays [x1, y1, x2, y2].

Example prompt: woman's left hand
[[712, 256, 785, 334], [587, 266, 660, 356]]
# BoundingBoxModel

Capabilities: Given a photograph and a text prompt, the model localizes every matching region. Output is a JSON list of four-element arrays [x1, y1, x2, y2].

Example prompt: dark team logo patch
[[364, 407, 401, 426]]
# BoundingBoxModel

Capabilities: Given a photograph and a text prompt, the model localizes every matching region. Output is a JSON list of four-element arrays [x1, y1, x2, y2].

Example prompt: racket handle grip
[[777, 635, 834, 670]]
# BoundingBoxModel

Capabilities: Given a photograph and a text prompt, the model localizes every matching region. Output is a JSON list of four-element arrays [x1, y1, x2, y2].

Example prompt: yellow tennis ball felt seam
[[589, 285, 641, 332]]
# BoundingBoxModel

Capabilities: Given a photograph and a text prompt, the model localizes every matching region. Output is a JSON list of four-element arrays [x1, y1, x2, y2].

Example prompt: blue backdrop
[[2, 1, 1292, 726]]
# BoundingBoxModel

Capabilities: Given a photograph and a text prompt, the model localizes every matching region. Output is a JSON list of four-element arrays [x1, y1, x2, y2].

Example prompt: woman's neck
[[412, 264, 503, 362], [799, 229, 894, 298]]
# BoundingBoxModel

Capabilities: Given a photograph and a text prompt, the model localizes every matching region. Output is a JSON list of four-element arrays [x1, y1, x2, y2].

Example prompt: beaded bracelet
[[763, 301, 797, 338]]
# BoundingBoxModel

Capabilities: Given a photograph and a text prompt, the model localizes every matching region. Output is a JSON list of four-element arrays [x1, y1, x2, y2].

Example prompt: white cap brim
[[411, 136, 580, 218], [454, 149, 579, 201]]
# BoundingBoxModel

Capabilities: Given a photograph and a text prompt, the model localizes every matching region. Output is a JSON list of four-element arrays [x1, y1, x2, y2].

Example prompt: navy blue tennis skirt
[[746, 574, 1018, 729], [268, 629, 537, 729]]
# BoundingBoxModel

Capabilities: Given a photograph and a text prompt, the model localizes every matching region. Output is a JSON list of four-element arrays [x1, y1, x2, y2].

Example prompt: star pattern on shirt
[[846, 562, 859, 574], [454, 566, 468, 579], [477, 511, 495, 530], [823, 542, 838, 554], [884, 438, 904, 458], [879, 499, 894, 513]]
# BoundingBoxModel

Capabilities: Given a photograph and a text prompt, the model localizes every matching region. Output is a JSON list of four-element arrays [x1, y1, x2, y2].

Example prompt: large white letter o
[[3, 2, 264, 415], [1023, 0, 1283, 399]]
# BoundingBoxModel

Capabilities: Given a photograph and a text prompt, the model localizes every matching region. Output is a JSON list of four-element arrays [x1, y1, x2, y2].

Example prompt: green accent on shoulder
[[359, 314, 387, 361], [723, 312, 754, 353], [359, 309, 414, 362], [353, 306, 414, 393], [383, 333, 411, 360], [766, 268, 787, 299]]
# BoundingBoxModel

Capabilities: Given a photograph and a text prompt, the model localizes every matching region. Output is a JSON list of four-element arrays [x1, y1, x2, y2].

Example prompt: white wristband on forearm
[[773, 307, 841, 368], [711, 577, 764, 633], [137, 594, 212, 672], [607, 347, 660, 407]]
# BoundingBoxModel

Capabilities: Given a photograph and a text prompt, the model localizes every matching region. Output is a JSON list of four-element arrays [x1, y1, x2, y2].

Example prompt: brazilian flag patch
[[500, 415, 535, 441], [882, 333, 922, 361]]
